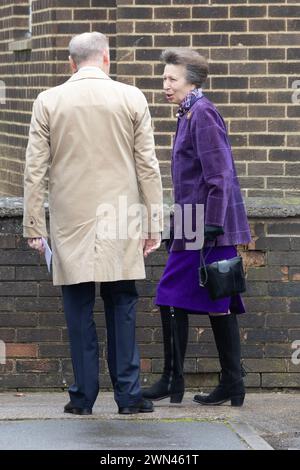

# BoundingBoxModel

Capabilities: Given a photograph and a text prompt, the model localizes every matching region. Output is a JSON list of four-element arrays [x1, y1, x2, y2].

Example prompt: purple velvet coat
[[170, 95, 251, 250]]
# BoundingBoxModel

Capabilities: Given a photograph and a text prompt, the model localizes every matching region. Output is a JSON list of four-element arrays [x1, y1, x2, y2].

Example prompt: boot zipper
[[168, 307, 175, 395]]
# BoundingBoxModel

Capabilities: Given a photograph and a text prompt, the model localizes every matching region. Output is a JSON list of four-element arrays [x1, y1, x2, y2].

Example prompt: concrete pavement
[[0, 391, 299, 450]]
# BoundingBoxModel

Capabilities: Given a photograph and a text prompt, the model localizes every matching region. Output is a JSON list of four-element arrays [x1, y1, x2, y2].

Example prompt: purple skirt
[[156, 245, 246, 315]]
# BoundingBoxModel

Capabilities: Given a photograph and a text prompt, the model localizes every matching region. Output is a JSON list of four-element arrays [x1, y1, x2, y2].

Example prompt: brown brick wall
[[0, 207, 300, 390], [0, 0, 300, 198], [0, 0, 117, 196], [0, 1, 300, 389]]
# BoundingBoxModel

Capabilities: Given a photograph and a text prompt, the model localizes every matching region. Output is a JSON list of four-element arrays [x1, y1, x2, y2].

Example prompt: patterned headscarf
[[176, 88, 203, 118]]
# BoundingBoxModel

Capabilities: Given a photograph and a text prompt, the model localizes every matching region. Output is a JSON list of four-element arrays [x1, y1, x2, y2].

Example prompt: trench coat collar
[[67, 67, 111, 83]]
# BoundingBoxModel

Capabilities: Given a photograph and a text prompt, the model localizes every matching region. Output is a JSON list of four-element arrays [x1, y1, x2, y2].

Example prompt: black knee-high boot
[[142, 306, 188, 403], [194, 313, 245, 407]]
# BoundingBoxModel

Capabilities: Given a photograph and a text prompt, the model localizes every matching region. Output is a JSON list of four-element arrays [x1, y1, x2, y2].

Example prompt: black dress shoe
[[64, 401, 92, 415], [118, 398, 154, 415]]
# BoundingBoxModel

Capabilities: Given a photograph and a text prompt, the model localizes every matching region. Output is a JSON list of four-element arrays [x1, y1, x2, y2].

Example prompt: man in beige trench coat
[[23, 32, 163, 415]]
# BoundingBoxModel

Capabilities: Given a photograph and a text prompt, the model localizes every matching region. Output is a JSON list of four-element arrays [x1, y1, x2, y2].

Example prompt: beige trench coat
[[23, 68, 163, 286]]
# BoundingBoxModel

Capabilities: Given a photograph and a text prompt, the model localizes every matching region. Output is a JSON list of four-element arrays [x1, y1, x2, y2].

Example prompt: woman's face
[[163, 64, 196, 105]]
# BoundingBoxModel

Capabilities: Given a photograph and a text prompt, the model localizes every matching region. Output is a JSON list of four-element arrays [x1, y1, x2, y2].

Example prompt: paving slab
[[0, 391, 298, 450], [0, 419, 249, 450]]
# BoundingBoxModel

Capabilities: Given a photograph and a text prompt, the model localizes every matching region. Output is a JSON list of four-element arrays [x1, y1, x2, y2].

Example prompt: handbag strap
[[200, 249, 208, 286], [199, 240, 217, 286]]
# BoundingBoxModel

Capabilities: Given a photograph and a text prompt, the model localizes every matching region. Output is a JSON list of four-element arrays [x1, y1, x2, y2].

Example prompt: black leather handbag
[[199, 250, 246, 301]]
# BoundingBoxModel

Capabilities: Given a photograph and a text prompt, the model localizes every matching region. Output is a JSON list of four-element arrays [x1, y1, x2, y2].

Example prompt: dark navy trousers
[[62, 280, 142, 410]]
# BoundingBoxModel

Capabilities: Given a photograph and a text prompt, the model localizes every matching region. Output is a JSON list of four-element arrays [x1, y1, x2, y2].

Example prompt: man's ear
[[103, 49, 110, 72], [69, 56, 78, 73]]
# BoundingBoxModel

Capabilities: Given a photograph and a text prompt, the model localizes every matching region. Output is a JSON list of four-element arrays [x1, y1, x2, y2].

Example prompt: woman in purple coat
[[143, 48, 251, 407]]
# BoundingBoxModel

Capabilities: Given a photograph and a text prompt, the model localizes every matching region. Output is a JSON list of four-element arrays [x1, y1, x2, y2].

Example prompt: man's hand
[[27, 237, 45, 254], [142, 233, 161, 258]]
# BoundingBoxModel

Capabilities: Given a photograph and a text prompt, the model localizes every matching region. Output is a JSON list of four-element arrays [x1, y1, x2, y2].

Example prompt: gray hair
[[161, 48, 208, 88], [69, 32, 109, 66]]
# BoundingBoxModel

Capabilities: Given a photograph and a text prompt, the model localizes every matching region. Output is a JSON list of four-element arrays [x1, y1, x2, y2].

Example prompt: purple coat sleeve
[[190, 106, 233, 227]]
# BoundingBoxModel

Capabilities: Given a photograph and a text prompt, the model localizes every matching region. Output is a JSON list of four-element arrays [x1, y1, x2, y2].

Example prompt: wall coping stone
[[8, 38, 32, 52], [1, 197, 300, 219]]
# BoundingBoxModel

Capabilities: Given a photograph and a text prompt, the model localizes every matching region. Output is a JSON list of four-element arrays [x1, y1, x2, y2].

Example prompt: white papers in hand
[[42, 237, 52, 273]]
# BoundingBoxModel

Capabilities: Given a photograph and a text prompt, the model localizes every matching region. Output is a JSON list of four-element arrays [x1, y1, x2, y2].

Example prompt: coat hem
[[53, 271, 146, 286], [156, 301, 246, 315]]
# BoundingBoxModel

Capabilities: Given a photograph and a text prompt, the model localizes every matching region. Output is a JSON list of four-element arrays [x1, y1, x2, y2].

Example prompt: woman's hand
[[27, 237, 45, 254]]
